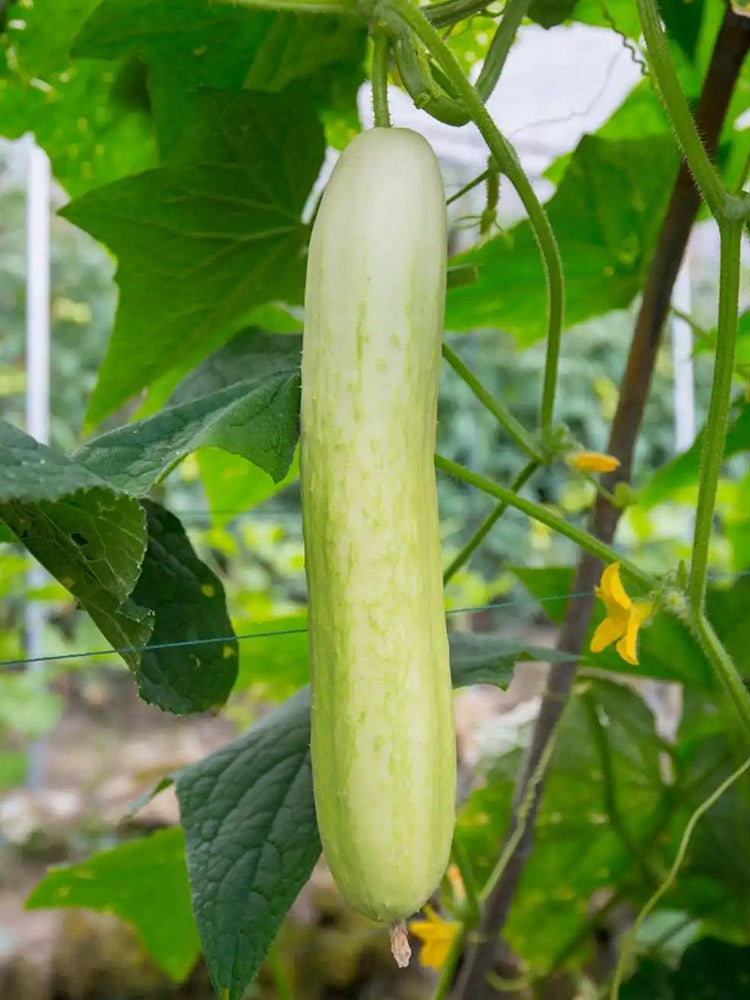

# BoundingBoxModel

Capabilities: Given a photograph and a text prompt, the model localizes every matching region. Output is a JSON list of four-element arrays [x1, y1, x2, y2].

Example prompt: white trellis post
[[24, 135, 51, 791], [671, 260, 696, 455]]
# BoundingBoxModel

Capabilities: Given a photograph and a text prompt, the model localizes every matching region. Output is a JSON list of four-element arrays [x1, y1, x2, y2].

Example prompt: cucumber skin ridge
[[301, 127, 456, 923]]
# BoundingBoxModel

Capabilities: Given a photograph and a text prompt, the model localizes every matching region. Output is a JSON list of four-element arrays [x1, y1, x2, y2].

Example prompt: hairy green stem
[[425, 0, 490, 28], [443, 460, 539, 583], [636, 0, 726, 219], [383, 0, 564, 435], [474, 0, 532, 103], [689, 220, 742, 610], [442, 343, 544, 460], [391, 35, 469, 126], [691, 612, 750, 736], [394, 0, 531, 127], [371, 31, 392, 127], [446, 168, 491, 207], [479, 158, 500, 237], [435, 454, 653, 590]]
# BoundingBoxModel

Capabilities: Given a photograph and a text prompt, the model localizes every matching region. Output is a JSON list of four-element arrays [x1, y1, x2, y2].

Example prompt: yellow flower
[[569, 451, 620, 474], [591, 562, 652, 666], [408, 905, 460, 970]]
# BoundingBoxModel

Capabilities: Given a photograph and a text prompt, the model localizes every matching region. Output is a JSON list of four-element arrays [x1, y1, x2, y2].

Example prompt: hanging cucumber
[[301, 127, 456, 923]]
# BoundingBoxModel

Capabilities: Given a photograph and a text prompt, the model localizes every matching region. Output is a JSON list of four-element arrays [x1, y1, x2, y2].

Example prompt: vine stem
[[443, 459, 539, 583], [446, 168, 490, 207], [691, 612, 750, 736], [689, 219, 742, 609], [435, 454, 654, 591], [636, 0, 726, 218], [371, 30, 392, 128], [442, 343, 544, 461], [381, 0, 564, 437], [473, 0, 533, 104], [425, 0, 492, 28]]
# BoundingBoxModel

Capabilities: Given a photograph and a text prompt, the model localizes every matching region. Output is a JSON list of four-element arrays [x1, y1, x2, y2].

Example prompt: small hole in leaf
[[71, 532, 88, 547]]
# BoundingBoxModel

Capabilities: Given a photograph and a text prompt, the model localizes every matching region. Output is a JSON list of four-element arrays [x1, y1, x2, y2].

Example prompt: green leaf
[[154, 328, 304, 523], [62, 88, 323, 426], [234, 614, 309, 698], [129, 314, 302, 428], [0, 0, 155, 194], [675, 938, 750, 996], [621, 958, 675, 1000], [198, 447, 300, 527], [705, 576, 750, 677], [447, 631, 570, 687], [3, 0, 99, 74], [175, 689, 318, 1000], [573, 0, 641, 36], [0, 423, 236, 714], [506, 565, 575, 624], [0, 420, 153, 665], [169, 328, 302, 403], [75, 370, 301, 493], [446, 135, 678, 343], [639, 399, 750, 507], [131, 501, 238, 713], [174, 636, 546, 998], [26, 827, 200, 982], [657, 0, 706, 62], [458, 680, 666, 967], [73, 0, 364, 154], [641, 695, 750, 939], [622, 939, 750, 998], [529, 0, 578, 28]]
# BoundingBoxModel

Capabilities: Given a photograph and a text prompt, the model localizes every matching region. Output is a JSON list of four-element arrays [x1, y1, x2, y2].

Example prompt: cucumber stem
[[371, 30, 392, 128]]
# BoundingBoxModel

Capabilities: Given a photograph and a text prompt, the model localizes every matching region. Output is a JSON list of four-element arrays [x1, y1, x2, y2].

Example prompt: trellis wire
[[0, 590, 592, 670], [2, 568, 748, 671]]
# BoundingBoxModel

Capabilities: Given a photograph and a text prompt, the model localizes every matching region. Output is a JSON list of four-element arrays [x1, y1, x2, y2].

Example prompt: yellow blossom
[[408, 905, 460, 970], [591, 562, 652, 666], [569, 451, 621, 474]]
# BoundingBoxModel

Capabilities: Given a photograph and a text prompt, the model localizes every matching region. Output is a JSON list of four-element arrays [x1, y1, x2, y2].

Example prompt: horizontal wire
[[2, 567, 748, 672], [1, 590, 592, 670]]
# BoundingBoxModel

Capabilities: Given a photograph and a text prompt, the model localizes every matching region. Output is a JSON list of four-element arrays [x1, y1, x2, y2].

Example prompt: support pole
[[24, 136, 51, 792]]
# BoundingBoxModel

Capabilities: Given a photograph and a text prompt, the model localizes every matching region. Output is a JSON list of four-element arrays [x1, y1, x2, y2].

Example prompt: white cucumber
[[301, 127, 456, 923]]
